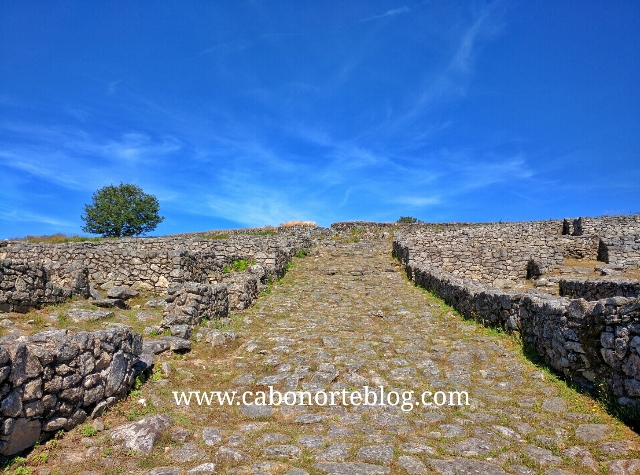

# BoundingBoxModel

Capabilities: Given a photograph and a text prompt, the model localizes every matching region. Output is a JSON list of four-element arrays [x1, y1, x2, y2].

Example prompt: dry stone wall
[[394, 233, 640, 407], [1, 234, 312, 312], [0, 260, 90, 313], [559, 278, 640, 300], [0, 326, 144, 456]]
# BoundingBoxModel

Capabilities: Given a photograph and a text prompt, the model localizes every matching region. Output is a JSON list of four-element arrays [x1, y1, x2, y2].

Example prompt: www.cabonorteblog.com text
[[172, 386, 470, 412]]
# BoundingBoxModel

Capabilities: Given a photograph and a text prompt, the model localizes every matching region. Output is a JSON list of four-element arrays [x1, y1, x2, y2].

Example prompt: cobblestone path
[[47, 238, 640, 475]]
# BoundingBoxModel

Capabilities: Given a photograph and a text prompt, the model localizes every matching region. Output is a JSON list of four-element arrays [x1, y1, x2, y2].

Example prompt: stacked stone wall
[[394, 237, 640, 406], [599, 235, 640, 269], [0, 327, 143, 455], [0, 260, 89, 313], [1, 234, 312, 307], [560, 278, 640, 300], [567, 214, 640, 238]]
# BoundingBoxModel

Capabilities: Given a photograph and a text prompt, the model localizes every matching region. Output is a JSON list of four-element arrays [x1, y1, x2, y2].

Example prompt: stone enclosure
[[0, 215, 639, 457]]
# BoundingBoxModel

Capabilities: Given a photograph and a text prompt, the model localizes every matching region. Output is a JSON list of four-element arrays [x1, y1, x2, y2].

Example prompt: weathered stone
[[110, 414, 173, 454], [0, 418, 41, 456]]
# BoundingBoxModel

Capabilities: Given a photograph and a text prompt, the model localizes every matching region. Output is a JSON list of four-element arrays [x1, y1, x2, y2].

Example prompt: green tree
[[397, 216, 418, 223], [81, 183, 164, 237]]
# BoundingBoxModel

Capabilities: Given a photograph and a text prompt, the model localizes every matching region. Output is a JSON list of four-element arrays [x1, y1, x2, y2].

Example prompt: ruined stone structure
[[1, 216, 640, 459], [394, 216, 640, 408], [0, 327, 143, 455]]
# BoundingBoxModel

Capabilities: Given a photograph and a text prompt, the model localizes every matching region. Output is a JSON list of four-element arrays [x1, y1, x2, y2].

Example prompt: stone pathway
[[33, 238, 640, 475]]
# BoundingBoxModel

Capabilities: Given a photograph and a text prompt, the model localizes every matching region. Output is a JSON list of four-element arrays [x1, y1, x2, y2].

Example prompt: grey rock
[[161, 336, 192, 352], [450, 437, 494, 456], [397, 456, 428, 475], [315, 443, 350, 462], [313, 462, 391, 475], [202, 427, 223, 446], [107, 286, 139, 300], [66, 309, 114, 323], [299, 435, 324, 449], [575, 424, 609, 442], [541, 397, 568, 413], [262, 444, 302, 458], [216, 445, 250, 466], [523, 445, 561, 465], [427, 457, 507, 475], [92, 298, 128, 309], [239, 403, 273, 418], [170, 324, 192, 339], [187, 463, 217, 474], [257, 433, 289, 445], [145, 469, 181, 475], [142, 339, 171, 354], [110, 414, 173, 455], [171, 446, 205, 462], [357, 445, 394, 464], [0, 418, 41, 456], [605, 459, 640, 475]]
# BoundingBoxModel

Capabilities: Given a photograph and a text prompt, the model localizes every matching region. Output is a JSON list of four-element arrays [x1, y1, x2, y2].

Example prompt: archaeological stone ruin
[[0, 216, 639, 462]]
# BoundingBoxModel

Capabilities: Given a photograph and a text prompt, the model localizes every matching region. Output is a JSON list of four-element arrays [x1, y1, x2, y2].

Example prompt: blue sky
[[1, 1, 639, 238]]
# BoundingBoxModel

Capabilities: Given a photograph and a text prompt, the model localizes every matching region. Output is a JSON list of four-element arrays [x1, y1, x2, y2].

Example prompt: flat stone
[[66, 309, 114, 323], [450, 437, 495, 456], [202, 427, 222, 446], [541, 397, 568, 413], [575, 424, 609, 442], [257, 433, 289, 445], [299, 435, 325, 449], [523, 445, 561, 465], [92, 299, 128, 309], [110, 414, 173, 455], [186, 463, 217, 474], [0, 418, 41, 456], [107, 285, 139, 300], [397, 456, 428, 475], [239, 403, 273, 418], [145, 469, 181, 475], [142, 339, 171, 355], [357, 445, 394, 464], [161, 336, 192, 351], [262, 444, 302, 458], [313, 462, 391, 475], [315, 443, 350, 461], [605, 459, 640, 475], [216, 446, 250, 466], [171, 446, 205, 462], [427, 458, 507, 475], [561, 446, 598, 471]]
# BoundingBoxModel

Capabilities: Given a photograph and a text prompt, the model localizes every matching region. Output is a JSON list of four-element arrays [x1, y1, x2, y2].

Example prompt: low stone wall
[[599, 235, 640, 269], [394, 237, 640, 407], [560, 278, 640, 300], [1, 233, 313, 312], [0, 327, 143, 455], [160, 282, 228, 329], [394, 227, 565, 285], [567, 214, 640, 238], [0, 260, 89, 313]]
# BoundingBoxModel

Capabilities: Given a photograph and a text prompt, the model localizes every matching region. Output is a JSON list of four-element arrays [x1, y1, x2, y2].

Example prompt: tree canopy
[[81, 183, 164, 237]]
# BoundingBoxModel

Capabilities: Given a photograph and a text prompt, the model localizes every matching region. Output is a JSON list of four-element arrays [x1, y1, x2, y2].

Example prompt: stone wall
[[394, 236, 640, 407], [560, 278, 640, 300], [0, 327, 144, 456], [566, 214, 640, 238], [599, 235, 640, 269], [0, 260, 90, 313], [0, 234, 312, 311]]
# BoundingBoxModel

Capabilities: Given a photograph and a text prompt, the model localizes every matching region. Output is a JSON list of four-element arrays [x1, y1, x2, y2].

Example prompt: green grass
[[11, 233, 106, 244], [202, 233, 229, 240], [246, 230, 277, 236]]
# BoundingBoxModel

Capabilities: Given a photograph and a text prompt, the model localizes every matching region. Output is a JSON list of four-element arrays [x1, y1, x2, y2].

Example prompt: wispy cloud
[[360, 6, 410, 22]]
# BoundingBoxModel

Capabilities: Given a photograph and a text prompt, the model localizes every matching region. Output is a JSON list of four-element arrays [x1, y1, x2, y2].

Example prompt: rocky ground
[[4, 237, 640, 475]]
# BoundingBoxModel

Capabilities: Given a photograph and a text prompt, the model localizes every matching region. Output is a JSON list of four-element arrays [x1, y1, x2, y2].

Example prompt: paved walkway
[[44, 238, 640, 475]]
